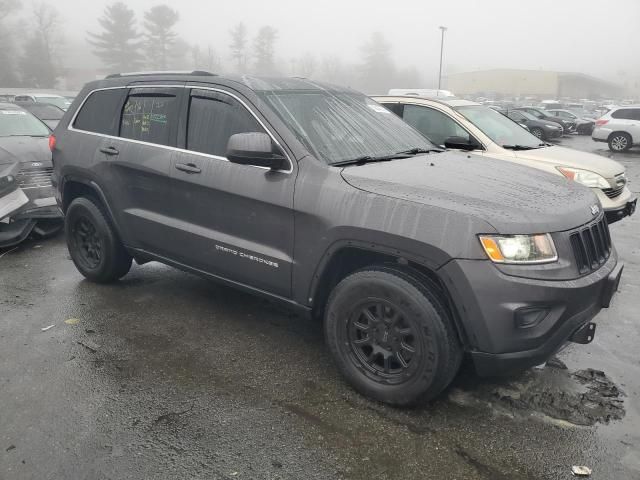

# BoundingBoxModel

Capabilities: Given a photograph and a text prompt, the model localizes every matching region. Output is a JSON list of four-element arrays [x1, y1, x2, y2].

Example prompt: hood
[[0, 136, 52, 168], [514, 145, 624, 179], [341, 151, 600, 234]]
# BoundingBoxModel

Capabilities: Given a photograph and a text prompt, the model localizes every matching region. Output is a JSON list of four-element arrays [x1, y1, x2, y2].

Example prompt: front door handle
[[175, 162, 202, 174], [99, 146, 119, 156]]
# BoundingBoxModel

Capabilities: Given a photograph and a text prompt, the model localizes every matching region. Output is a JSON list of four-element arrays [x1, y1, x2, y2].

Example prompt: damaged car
[[0, 103, 63, 247]]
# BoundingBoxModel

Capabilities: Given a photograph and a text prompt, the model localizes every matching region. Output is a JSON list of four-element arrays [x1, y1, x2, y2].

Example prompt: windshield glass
[[456, 105, 543, 148], [258, 90, 436, 164], [0, 110, 50, 137], [36, 96, 69, 109]]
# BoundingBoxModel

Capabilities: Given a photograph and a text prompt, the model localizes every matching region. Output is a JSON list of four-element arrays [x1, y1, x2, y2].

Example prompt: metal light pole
[[438, 26, 447, 91]]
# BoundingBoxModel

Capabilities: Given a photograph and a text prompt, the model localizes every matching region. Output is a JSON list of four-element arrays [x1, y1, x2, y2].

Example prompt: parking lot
[[1, 135, 639, 480]]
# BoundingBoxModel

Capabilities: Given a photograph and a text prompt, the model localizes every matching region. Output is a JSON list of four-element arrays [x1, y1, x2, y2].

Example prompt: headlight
[[557, 167, 610, 189], [479, 234, 558, 264]]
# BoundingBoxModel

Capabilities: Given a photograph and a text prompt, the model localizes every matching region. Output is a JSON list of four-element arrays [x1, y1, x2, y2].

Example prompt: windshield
[[0, 110, 50, 137], [456, 105, 544, 149], [258, 90, 436, 164], [36, 96, 70, 109]]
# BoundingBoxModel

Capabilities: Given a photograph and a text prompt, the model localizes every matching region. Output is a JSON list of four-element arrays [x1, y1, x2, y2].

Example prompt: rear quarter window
[[73, 89, 126, 135], [611, 109, 635, 120]]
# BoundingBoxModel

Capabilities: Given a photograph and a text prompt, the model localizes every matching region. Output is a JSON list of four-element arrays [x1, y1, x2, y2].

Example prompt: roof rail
[[105, 70, 216, 79]]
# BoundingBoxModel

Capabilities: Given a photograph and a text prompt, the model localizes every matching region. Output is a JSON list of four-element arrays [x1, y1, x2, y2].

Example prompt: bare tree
[[229, 22, 248, 72], [88, 2, 143, 72], [0, 0, 20, 85], [20, 2, 61, 88], [192, 45, 221, 72], [143, 5, 179, 70]]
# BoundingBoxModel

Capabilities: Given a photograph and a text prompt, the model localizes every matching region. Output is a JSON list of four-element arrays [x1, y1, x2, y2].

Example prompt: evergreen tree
[[229, 22, 248, 72], [88, 2, 143, 72], [143, 5, 179, 70], [359, 32, 396, 94], [252, 26, 278, 75]]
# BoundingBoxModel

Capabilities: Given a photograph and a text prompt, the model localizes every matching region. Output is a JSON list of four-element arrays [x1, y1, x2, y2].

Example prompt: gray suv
[[52, 72, 623, 405]]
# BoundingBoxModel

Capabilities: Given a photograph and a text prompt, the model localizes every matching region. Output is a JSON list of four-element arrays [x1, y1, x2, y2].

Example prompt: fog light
[[514, 307, 549, 329]]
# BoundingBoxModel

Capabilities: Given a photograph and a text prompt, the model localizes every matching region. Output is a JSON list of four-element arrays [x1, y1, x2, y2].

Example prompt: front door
[[170, 87, 296, 298]]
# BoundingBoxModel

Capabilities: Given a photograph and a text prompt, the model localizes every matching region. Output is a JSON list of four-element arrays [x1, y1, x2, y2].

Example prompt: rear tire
[[531, 127, 544, 140], [324, 266, 462, 406], [608, 132, 631, 152], [65, 197, 132, 283]]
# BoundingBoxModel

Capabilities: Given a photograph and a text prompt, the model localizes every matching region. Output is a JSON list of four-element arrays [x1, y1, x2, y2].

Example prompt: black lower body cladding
[[439, 252, 620, 375]]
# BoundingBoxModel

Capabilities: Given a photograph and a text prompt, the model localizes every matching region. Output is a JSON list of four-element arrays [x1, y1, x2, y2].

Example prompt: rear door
[[628, 108, 640, 143], [104, 86, 184, 256], [169, 87, 296, 297]]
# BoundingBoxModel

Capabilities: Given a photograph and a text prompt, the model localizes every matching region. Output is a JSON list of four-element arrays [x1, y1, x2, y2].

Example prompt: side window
[[509, 112, 526, 122], [611, 109, 634, 120], [73, 89, 126, 135], [632, 109, 640, 121], [186, 90, 265, 157], [380, 102, 403, 117], [120, 90, 178, 146], [403, 105, 470, 146]]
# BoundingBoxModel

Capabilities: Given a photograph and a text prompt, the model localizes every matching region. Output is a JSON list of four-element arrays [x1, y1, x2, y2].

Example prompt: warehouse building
[[446, 69, 625, 99]]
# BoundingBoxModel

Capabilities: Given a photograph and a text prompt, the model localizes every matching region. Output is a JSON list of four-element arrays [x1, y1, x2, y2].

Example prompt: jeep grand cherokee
[[51, 73, 623, 406]]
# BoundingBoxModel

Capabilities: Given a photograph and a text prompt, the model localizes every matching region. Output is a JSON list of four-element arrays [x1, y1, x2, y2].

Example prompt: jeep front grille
[[17, 167, 53, 190], [569, 216, 611, 274]]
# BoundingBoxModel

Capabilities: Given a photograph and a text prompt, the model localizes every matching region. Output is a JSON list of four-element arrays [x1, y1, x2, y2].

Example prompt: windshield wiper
[[332, 155, 402, 167], [502, 144, 541, 151], [396, 147, 443, 155], [332, 148, 442, 167]]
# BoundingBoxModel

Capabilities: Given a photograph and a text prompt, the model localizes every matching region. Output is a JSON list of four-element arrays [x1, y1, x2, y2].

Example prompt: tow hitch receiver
[[570, 322, 596, 345]]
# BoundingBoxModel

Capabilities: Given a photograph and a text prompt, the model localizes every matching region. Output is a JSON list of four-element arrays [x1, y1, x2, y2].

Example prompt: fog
[[2, 0, 639, 93]]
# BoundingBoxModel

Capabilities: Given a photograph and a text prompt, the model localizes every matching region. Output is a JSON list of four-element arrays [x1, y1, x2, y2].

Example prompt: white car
[[373, 95, 636, 223], [13, 93, 72, 111], [592, 105, 640, 152]]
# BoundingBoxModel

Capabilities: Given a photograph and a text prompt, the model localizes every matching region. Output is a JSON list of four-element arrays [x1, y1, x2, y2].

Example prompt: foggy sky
[[58, 0, 640, 83]]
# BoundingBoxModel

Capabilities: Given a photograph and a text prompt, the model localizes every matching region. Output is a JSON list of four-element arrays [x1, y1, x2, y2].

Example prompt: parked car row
[[42, 72, 632, 406]]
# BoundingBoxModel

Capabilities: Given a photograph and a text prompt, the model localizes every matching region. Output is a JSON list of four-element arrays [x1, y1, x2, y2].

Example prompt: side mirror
[[226, 132, 288, 170], [444, 136, 480, 151]]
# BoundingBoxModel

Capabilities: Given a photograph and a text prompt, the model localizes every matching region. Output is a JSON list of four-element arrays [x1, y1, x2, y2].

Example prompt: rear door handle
[[99, 146, 119, 156], [175, 162, 202, 174]]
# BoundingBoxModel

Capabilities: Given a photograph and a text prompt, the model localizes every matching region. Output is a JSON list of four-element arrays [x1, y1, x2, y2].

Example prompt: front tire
[[531, 127, 545, 140], [324, 267, 462, 406], [65, 197, 132, 283], [608, 132, 631, 152]]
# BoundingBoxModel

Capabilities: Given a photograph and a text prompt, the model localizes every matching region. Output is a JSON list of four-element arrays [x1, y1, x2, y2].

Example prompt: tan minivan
[[374, 96, 636, 223]]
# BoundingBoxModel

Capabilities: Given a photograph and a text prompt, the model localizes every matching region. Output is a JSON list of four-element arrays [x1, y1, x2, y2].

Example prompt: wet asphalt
[[1, 135, 639, 480]]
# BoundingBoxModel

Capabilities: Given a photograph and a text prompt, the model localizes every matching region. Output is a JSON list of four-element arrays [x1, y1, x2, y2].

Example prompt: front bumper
[[605, 197, 637, 224], [439, 252, 620, 376]]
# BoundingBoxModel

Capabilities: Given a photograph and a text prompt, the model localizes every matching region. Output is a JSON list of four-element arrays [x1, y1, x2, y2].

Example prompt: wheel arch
[[61, 176, 123, 238], [308, 241, 469, 347]]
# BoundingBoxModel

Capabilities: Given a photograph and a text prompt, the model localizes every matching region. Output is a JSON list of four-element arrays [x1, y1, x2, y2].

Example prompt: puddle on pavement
[[449, 362, 625, 427]]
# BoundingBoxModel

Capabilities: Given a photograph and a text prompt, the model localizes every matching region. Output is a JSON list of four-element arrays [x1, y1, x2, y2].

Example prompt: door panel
[[106, 87, 182, 256], [170, 88, 295, 297]]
